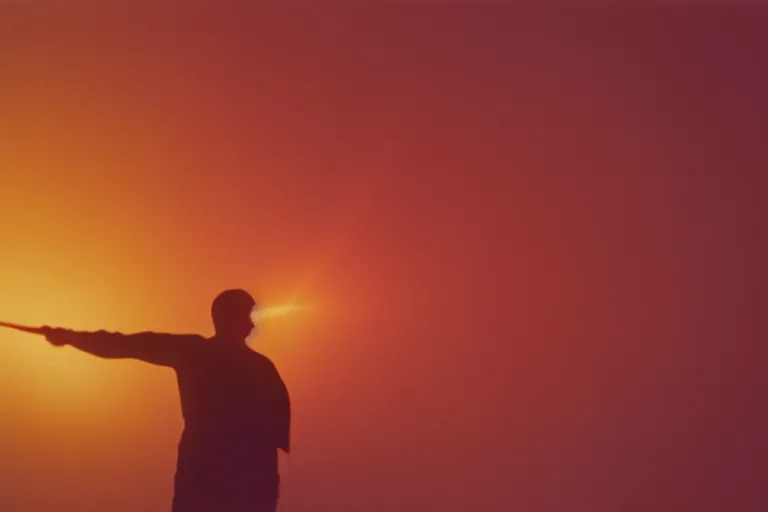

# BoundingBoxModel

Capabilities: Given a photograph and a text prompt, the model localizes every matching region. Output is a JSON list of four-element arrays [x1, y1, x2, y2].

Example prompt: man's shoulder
[[136, 332, 205, 340], [247, 349, 281, 372], [183, 334, 208, 341], [249, 349, 275, 365]]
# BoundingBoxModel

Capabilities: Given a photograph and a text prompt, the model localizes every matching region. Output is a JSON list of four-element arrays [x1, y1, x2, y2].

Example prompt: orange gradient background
[[0, 7, 765, 512]]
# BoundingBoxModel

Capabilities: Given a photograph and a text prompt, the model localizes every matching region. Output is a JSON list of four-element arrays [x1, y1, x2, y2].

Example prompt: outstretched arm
[[43, 328, 196, 367]]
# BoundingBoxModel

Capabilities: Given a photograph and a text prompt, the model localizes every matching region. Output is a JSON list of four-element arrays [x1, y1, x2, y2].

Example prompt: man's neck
[[212, 333, 248, 348]]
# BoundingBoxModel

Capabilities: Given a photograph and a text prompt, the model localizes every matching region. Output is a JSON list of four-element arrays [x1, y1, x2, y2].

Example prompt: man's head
[[211, 289, 257, 342]]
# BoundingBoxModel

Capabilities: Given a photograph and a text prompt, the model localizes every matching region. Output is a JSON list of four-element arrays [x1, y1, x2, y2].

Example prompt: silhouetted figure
[[42, 289, 290, 512]]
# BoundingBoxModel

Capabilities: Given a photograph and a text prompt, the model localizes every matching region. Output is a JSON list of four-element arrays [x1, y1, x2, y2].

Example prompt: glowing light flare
[[252, 303, 307, 322], [246, 304, 307, 348]]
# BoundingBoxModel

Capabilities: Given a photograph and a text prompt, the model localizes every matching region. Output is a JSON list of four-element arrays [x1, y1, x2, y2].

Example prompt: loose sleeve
[[52, 329, 194, 367]]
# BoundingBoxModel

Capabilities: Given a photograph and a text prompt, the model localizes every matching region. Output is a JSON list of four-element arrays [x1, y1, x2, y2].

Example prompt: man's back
[[173, 339, 288, 466], [170, 337, 290, 511]]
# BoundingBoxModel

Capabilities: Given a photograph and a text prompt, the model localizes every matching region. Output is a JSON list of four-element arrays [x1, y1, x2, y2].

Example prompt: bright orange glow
[[0, 248, 148, 428], [254, 303, 306, 321]]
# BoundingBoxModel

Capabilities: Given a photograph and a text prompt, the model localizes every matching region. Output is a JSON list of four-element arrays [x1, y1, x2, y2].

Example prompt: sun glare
[[252, 303, 306, 322]]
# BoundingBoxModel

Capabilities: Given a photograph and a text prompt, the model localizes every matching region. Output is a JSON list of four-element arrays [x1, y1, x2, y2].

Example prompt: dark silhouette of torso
[[172, 337, 289, 511], [51, 330, 290, 512]]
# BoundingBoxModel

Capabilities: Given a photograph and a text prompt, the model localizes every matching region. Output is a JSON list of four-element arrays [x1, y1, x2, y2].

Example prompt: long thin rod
[[0, 321, 44, 335]]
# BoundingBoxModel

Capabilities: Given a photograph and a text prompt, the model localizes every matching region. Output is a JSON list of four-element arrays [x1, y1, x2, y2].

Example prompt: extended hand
[[41, 326, 71, 347]]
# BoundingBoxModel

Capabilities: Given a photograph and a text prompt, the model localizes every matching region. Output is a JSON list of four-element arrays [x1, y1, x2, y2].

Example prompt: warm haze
[[0, 7, 765, 512]]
